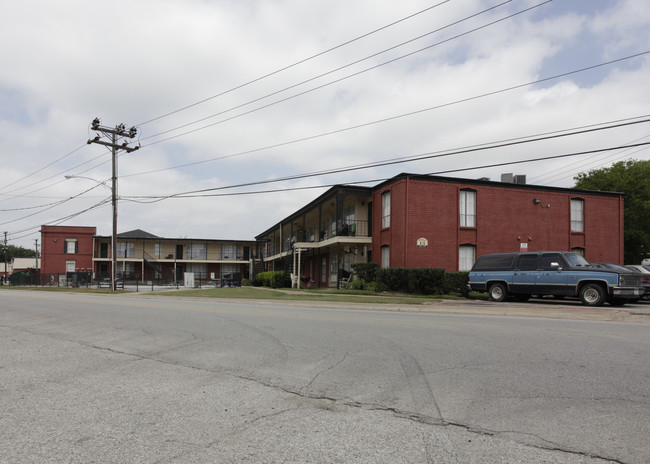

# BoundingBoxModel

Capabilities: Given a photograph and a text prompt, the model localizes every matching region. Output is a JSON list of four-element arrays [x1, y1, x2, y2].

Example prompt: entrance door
[[100, 242, 108, 258], [176, 244, 183, 260]]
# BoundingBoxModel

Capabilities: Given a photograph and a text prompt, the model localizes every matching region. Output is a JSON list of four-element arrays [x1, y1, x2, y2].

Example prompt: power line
[[9, 138, 649, 240], [123, 51, 650, 180], [140, 0, 515, 142], [0, 182, 110, 227], [122, 142, 650, 203], [121, 119, 650, 201], [136, 1, 453, 126], [7, 198, 111, 242], [0, 1, 511, 198], [0, 143, 88, 197]]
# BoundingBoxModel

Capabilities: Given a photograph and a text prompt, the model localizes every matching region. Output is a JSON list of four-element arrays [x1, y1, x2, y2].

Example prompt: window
[[516, 254, 538, 271], [118, 262, 134, 278], [570, 247, 584, 256], [221, 244, 238, 259], [344, 204, 355, 223], [474, 254, 515, 270], [188, 243, 207, 259], [571, 199, 584, 232], [221, 264, 238, 278], [381, 245, 390, 269], [539, 253, 565, 270], [116, 242, 135, 258], [381, 191, 391, 228], [458, 245, 476, 271], [459, 190, 476, 227], [186, 263, 207, 278], [66, 260, 76, 273], [65, 238, 78, 254]]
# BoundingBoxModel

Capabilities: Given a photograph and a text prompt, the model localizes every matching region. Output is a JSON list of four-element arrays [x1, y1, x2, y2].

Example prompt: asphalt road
[[1, 290, 648, 463]]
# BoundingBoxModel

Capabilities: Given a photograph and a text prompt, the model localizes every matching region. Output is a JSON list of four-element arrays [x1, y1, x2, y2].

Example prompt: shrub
[[375, 267, 447, 295], [253, 271, 291, 288], [351, 262, 379, 283], [444, 272, 470, 297]]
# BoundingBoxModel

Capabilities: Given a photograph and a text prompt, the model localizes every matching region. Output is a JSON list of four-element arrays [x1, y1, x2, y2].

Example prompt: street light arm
[[64, 175, 111, 190]]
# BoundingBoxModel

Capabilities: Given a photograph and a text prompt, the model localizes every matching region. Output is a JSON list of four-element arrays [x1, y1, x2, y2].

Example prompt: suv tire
[[579, 283, 605, 306], [488, 282, 508, 302]]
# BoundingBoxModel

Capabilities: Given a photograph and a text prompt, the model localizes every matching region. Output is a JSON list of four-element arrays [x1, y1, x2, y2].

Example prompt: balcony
[[279, 220, 371, 253]]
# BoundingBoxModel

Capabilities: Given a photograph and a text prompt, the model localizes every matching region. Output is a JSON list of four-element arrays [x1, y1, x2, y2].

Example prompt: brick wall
[[40, 225, 96, 275], [372, 176, 624, 272]]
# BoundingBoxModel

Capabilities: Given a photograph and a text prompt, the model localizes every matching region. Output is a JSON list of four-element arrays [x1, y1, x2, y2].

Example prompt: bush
[[351, 262, 379, 283], [444, 272, 470, 297], [253, 271, 291, 288], [375, 267, 446, 294]]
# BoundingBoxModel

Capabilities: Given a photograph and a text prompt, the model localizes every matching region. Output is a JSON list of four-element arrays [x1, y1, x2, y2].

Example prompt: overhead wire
[[121, 142, 650, 204], [120, 118, 650, 201], [121, 45, 650, 180], [0, 1, 505, 199], [9, 135, 649, 240], [137, 0, 453, 126], [4, 3, 647, 240], [140, 0, 515, 142]]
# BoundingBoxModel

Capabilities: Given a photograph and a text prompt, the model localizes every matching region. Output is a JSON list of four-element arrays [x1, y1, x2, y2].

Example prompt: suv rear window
[[474, 255, 514, 270]]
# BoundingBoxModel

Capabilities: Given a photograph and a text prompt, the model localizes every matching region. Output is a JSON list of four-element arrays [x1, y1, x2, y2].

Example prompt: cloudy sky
[[1, 0, 649, 249]]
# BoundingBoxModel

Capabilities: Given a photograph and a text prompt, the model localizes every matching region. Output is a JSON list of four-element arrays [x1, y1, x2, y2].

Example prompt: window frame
[[381, 191, 391, 229], [381, 245, 390, 269], [64, 238, 78, 254], [458, 245, 476, 272], [571, 198, 584, 233], [459, 189, 476, 228], [116, 242, 135, 258]]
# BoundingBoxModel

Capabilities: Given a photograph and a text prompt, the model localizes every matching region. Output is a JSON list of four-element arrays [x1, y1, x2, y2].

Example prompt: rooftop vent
[[501, 173, 526, 184]]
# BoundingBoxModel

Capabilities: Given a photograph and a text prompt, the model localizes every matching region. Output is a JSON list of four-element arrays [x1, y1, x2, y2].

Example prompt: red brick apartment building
[[372, 173, 624, 272], [40, 225, 96, 277], [39, 173, 626, 287]]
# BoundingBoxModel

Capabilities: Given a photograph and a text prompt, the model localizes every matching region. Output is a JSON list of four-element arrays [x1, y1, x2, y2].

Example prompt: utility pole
[[87, 118, 139, 291], [3, 232, 7, 285], [35, 239, 39, 283]]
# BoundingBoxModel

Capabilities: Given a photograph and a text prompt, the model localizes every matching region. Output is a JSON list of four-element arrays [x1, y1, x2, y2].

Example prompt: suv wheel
[[488, 283, 508, 302], [579, 283, 605, 306]]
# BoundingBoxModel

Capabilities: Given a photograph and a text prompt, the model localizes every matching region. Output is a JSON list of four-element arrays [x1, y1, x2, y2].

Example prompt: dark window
[[539, 253, 564, 270], [474, 254, 514, 270], [516, 254, 538, 270]]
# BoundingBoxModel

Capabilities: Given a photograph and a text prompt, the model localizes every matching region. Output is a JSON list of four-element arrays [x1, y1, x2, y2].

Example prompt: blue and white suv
[[468, 251, 644, 306]]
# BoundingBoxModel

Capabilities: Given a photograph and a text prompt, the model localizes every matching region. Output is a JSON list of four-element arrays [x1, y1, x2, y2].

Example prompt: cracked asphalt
[[1, 290, 648, 463]]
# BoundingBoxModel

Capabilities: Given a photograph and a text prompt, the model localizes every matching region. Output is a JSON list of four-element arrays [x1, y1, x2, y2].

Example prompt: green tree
[[2, 245, 36, 262], [573, 159, 650, 264]]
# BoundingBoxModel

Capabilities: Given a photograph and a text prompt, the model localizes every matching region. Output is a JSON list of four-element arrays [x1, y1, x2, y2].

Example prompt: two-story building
[[256, 172, 625, 287], [92, 229, 255, 284], [40, 172, 627, 288], [255, 185, 373, 288], [372, 173, 624, 271], [40, 225, 255, 285], [40, 225, 97, 283]]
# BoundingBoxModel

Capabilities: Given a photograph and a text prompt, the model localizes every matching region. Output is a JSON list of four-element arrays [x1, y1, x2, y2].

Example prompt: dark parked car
[[625, 265, 650, 299], [468, 251, 645, 306]]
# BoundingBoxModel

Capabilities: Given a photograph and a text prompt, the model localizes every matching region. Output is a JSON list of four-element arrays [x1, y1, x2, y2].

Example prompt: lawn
[[0, 284, 478, 304]]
